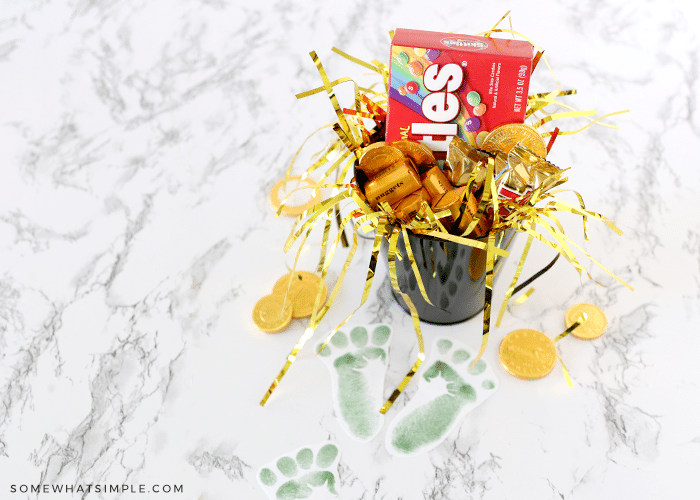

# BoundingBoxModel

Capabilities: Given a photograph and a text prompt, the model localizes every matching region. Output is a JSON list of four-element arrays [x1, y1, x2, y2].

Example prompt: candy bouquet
[[257, 16, 632, 411]]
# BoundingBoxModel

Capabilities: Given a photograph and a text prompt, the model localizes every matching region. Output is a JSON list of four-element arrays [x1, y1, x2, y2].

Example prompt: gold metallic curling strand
[[479, 24, 628, 137], [470, 232, 497, 370], [526, 92, 574, 119], [314, 218, 386, 357], [462, 157, 496, 236], [316, 208, 333, 274], [316, 150, 352, 187], [552, 314, 586, 387], [557, 199, 623, 236], [278, 123, 335, 187], [545, 190, 590, 239], [315, 216, 410, 372], [529, 90, 578, 99], [261, 197, 367, 407], [496, 230, 535, 327], [282, 181, 373, 249], [466, 162, 501, 370], [513, 287, 534, 305], [310, 51, 359, 154], [381, 229, 425, 414], [295, 77, 353, 99]]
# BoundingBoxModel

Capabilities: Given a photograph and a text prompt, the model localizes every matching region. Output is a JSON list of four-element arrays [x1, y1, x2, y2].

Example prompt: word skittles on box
[[386, 29, 535, 159]]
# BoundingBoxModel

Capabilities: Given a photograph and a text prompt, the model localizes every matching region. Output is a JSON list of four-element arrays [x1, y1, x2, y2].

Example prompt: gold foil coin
[[270, 176, 321, 217], [390, 140, 437, 173], [499, 329, 557, 380], [273, 271, 328, 318], [253, 294, 293, 333], [481, 123, 547, 158], [566, 303, 607, 340], [358, 144, 404, 178]]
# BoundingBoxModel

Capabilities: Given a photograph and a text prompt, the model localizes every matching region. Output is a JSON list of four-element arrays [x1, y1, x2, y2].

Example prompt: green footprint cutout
[[257, 442, 341, 499], [317, 324, 392, 442], [385, 337, 499, 456]]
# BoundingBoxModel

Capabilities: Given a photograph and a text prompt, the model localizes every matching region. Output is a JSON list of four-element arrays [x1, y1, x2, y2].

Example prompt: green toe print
[[385, 337, 499, 456], [257, 442, 341, 499], [317, 324, 393, 442]]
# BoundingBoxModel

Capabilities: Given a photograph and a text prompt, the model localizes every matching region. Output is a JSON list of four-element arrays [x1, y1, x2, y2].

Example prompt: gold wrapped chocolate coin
[[273, 271, 328, 319], [499, 328, 557, 380], [566, 303, 607, 340], [481, 123, 547, 158], [253, 294, 293, 333], [364, 157, 421, 207], [358, 143, 404, 178], [390, 140, 438, 174]]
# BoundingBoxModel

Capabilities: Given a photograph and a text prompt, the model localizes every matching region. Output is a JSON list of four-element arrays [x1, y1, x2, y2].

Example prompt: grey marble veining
[[1, 0, 699, 499]]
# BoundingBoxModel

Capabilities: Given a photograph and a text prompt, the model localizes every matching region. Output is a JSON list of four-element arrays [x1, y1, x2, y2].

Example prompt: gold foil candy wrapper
[[420, 165, 452, 201], [431, 186, 477, 235], [498, 159, 531, 195], [364, 157, 422, 207], [391, 187, 431, 222], [444, 136, 491, 190], [508, 143, 564, 192], [493, 143, 565, 217]]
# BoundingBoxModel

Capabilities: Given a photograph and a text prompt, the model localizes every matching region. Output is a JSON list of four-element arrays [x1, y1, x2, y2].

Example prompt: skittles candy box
[[386, 29, 535, 159]]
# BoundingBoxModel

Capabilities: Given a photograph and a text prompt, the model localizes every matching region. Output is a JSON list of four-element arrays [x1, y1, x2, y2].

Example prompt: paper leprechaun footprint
[[385, 337, 499, 457], [257, 441, 341, 500], [317, 324, 392, 442]]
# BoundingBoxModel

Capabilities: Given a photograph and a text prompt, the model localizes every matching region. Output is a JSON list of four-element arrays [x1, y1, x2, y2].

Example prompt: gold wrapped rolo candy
[[470, 212, 493, 238], [391, 187, 431, 222], [431, 186, 478, 235], [420, 165, 452, 201], [364, 157, 422, 207], [444, 136, 491, 190], [391, 140, 438, 174]]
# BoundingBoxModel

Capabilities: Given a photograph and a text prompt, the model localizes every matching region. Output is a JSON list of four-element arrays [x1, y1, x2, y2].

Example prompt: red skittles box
[[386, 29, 535, 159]]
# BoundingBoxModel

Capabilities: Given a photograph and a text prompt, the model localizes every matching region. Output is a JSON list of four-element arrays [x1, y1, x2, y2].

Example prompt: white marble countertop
[[1, 1, 699, 499]]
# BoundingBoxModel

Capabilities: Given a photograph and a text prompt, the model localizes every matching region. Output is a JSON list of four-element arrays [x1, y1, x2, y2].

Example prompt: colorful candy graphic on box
[[387, 29, 535, 159]]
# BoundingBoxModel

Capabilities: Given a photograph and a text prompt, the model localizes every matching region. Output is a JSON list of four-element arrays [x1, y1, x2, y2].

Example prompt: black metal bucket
[[381, 230, 517, 324]]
